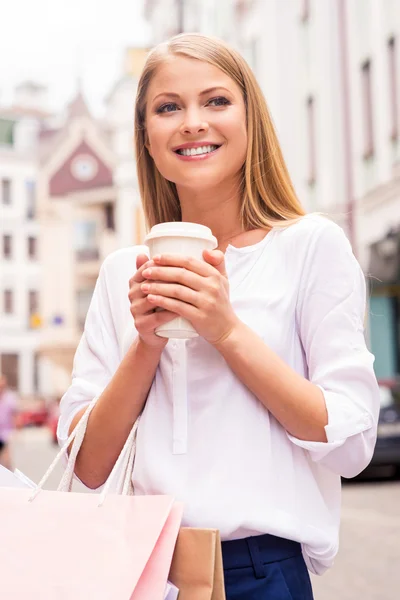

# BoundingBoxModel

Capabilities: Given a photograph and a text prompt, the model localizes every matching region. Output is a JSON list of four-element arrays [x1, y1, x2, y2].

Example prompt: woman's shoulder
[[102, 244, 149, 269], [99, 244, 149, 289], [275, 213, 351, 254]]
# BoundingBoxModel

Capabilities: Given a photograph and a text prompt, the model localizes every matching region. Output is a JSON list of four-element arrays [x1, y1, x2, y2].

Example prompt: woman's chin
[[174, 173, 227, 191]]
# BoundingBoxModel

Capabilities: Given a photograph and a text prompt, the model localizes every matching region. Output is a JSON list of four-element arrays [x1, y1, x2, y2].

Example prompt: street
[[9, 427, 400, 600]]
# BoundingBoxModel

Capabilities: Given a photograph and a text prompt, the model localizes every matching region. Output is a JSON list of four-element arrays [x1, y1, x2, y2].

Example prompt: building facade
[[37, 49, 148, 399], [0, 48, 148, 400], [0, 82, 49, 398], [37, 91, 119, 398], [144, 0, 400, 380]]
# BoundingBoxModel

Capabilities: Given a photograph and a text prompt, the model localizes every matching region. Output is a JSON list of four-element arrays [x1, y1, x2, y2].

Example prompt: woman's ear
[[144, 131, 152, 157]]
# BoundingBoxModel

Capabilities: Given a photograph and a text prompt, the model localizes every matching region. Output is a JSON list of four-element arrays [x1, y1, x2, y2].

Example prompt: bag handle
[[29, 397, 139, 505]]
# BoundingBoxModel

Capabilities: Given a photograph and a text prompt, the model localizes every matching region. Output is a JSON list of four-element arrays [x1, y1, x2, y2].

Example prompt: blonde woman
[[58, 34, 380, 598]]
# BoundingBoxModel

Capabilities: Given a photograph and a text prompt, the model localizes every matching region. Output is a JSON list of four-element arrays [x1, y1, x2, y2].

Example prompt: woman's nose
[[180, 109, 209, 135]]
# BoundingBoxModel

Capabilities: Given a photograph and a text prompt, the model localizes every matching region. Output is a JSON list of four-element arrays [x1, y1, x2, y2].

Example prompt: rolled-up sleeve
[[57, 259, 121, 447], [287, 222, 380, 478]]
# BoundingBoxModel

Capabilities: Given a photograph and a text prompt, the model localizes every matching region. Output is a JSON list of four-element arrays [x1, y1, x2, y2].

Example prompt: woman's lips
[[173, 145, 222, 161]]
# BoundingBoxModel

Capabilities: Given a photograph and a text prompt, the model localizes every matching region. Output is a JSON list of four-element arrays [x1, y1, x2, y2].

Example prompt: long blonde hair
[[134, 33, 306, 230]]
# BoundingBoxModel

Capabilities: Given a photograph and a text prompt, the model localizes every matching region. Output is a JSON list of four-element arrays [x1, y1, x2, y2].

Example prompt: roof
[[15, 81, 47, 92], [0, 106, 52, 120], [67, 91, 91, 120]]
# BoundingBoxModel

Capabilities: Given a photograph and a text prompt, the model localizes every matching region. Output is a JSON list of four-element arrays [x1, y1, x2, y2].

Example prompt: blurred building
[[37, 90, 118, 398], [37, 49, 148, 399], [144, 0, 400, 381], [0, 82, 50, 398], [0, 49, 148, 400]]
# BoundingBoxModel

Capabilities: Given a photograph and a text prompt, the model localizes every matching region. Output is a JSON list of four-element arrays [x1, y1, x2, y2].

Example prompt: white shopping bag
[[0, 464, 33, 489], [164, 582, 180, 600]]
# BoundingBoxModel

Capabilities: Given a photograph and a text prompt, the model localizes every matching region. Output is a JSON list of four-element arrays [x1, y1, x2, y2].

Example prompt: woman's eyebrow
[[152, 86, 232, 103]]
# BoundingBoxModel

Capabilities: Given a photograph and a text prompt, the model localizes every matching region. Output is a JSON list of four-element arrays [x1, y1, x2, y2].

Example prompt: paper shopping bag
[[169, 528, 226, 600], [0, 397, 183, 600], [0, 489, 183, 600]]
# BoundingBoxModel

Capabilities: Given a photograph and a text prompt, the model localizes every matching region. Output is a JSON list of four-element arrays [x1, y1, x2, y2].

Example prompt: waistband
[[221, 533, 301, 574]]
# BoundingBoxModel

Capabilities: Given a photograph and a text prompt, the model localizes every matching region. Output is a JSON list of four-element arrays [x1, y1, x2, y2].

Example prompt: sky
[[0, 0, 151, 117]]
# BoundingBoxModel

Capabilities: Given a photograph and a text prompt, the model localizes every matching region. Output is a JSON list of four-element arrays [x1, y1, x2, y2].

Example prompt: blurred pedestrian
[[58, 33, 380, 599], [0, 374, 18, 470]]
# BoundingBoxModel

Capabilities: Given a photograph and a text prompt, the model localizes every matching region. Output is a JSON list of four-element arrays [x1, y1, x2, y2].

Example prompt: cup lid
[[144, 222, 217, 246]]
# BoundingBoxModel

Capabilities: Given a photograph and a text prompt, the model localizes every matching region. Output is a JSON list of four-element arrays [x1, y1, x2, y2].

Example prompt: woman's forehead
[[147, 55, 240, 100]]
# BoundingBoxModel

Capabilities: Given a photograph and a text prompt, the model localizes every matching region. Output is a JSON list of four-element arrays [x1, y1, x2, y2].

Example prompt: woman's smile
[[173, 143, 223, 161]]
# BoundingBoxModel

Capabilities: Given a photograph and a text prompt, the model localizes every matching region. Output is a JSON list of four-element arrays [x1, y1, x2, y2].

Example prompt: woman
[[58, 33, 380, 598], [0, 374, 17, 470]]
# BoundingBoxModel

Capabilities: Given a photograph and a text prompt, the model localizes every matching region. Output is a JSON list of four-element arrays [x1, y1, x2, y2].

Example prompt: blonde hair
[[134, 33, 306, 231]]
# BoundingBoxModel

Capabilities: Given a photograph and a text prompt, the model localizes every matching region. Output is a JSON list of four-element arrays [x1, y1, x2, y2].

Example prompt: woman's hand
[[128, 254, 178, 349], [140, 250, 240, 344]]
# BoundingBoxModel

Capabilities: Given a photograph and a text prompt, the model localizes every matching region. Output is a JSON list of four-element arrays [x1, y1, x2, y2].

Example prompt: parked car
[[16, 404, 48, 428], [368, 380, 400, 475]]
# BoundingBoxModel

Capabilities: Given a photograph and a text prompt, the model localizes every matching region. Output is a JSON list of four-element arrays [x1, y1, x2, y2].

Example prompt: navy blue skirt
[[221, 533, 314, 599]]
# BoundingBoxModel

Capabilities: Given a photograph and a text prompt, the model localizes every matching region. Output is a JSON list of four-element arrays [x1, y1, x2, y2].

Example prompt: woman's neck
[[178, 182, 244, 249]]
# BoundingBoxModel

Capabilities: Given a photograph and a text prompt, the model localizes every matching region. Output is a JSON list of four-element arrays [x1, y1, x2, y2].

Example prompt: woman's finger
[[136, 309, 177, 332], [203, 249, 227, 277], [130, 296, 155, 317], [129, 257, 154, 286], [147, 294, 198, 321], [141, 265, 204, 290], [151, 254, 215, 277], [141, 281, 199, 306]]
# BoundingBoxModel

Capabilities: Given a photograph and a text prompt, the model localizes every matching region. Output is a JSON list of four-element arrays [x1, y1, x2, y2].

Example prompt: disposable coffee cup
[[144, 222, 218, 339]]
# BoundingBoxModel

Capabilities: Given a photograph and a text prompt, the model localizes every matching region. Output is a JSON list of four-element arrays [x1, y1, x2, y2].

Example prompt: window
[[26, 180, 36, 219], [301, 0, 310, 21], [0, 353, 19, 390], [2, 179, 11, 205], [3, 234, 12, 259], [28, 290, 38, 316], [76, 288, 94, 329], [105, 203, 115, 231], [176, 0, 184, 33], [4, 290, 13, 314], [306, 96, 317, 184], [361, 59, 374, 158], [27, 236, 37, 259], [0, 119, 15, 147], [74, 221, 99, 261], [388, 37, 399, 141]]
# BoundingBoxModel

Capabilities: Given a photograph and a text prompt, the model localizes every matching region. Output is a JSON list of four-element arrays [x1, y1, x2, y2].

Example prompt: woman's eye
[[156, 103, 179, 114], [207, 96, 231, 107]]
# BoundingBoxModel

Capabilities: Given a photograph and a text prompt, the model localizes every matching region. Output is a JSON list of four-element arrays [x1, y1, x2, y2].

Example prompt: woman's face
[[145, 56, 247, 192]]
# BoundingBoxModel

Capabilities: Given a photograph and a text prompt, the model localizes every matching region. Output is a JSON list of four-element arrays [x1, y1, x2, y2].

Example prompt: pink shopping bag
[[0, 490, 183, 599], [0, 399, 183, 599]]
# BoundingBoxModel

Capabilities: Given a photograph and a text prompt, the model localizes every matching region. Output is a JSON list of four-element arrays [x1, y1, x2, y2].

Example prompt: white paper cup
[[144, 222, 218, 339]]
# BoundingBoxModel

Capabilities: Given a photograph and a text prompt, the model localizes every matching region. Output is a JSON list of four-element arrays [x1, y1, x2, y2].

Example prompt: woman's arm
[[68, 339, 163, 489], [59, 252, 176, 489], [213, 322, 328, 442], [142, 222, 380, 477]]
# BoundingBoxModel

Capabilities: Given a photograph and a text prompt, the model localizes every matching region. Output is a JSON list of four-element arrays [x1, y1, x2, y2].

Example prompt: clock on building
[[70, 154, 98, 182]]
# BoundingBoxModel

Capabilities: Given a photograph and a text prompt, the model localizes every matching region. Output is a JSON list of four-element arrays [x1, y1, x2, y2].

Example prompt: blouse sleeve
[[57, 258, 122, 447], [287, 221, 380, 478]]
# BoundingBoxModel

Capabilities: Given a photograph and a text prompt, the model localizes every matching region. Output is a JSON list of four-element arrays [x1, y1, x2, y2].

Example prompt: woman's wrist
[[134, 335, 168, 358], [211, 318, 245, 354]]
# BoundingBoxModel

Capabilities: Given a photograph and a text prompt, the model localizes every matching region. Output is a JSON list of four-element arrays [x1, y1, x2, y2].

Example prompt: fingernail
[[153, 255, 161, 262], [143, 268, 152, 277], [141, 283, 150, 292]]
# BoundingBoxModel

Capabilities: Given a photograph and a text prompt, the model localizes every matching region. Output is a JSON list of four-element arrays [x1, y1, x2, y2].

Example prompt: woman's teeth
[[177, 145, 219, 156]]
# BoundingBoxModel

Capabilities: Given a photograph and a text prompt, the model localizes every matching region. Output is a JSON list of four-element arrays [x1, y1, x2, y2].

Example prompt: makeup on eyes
[[155, 96, 231, 114]]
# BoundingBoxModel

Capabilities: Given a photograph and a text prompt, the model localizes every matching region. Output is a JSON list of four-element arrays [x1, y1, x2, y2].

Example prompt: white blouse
[[58, 214, 380, 576]]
